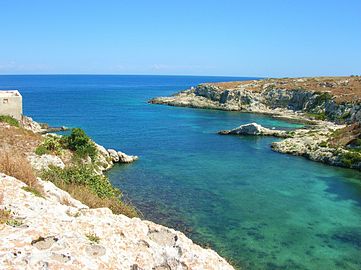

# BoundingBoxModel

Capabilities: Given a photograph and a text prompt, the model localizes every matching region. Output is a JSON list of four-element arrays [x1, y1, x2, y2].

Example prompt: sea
[[1, 75, 361, 270]]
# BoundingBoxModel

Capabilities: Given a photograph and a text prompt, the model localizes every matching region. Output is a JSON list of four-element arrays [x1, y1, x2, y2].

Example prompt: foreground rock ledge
[[0, 173, 234, 270]]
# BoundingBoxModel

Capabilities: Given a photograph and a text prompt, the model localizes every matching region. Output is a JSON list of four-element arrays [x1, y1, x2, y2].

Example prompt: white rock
[[28, 154, 65, 171], [117, 151, 138, 163], [107, 149, 119, 162], [0, 173, 234, 270]]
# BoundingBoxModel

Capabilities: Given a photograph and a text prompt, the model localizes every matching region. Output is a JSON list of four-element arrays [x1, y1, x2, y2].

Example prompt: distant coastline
[[150, 76, 361, 170]]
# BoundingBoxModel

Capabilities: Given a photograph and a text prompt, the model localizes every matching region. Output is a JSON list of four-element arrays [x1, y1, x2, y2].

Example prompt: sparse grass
[[41, 165, 138, 217], [0, 209, 11, 224], [0, 152, 44, 197], [6, 219, 23, 227], [306, 112, 327, 121], [86, 233, 100, 243], [0, 153, 37, 187], [0, 115, 19, 127], [319, 141, 328, 147], [0, 125, 41, 155], [21, 186, 44, 198]]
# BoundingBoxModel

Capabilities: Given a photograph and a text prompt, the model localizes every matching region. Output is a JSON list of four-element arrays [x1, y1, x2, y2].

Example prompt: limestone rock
[[219, 122, 288, 138], [0, 173, 234, 270], [117, 151, 139, 163], [107, 149, 119, 162], [28, 154, 65, 171]]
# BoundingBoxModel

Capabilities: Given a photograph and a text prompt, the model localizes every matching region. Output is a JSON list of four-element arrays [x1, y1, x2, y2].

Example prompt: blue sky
[[0, 0, 360, 77]]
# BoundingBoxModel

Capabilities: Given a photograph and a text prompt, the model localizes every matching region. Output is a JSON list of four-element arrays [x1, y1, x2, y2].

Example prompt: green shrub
[[35, 145, 49, 155], [41, 164, 119, 199], [64, 128, 97, 160], [35, 136, 64, 156], [21, 186, 44, 198], [41, 164, 138, 217], [0, 115, 19, 127], [353, 139, 361, 147], [315, 92, 332, 104], [340, 151, 361, 167], [86, 233, 100, 243], [319, 141, 328, 147], [306, 112, 327, 121]]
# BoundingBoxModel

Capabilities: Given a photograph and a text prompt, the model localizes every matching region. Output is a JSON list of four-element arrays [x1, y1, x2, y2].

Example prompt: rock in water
[[219, 122, 288, 137], [117, 151, 138, 163]]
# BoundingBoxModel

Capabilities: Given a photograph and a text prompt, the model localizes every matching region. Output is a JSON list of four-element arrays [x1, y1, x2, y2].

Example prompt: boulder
[[107, 149, 119, 162], [117, 151, 138, 163], [28, 154, 65, 171], [219, 122, 288, 137]]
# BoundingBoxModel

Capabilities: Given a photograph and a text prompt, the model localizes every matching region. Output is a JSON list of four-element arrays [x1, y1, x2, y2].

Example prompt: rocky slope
[[150, 76, 361, 123], [150, 76, 361, 170], [0, 173, 234, 270], [0, 119, 235, 270]]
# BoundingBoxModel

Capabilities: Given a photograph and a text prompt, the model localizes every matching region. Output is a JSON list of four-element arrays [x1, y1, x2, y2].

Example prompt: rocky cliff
[[150, 76, 361, 123], [0, 118, 235, 270], [0, 173, 234, 270], [150, 76, 361, 170]]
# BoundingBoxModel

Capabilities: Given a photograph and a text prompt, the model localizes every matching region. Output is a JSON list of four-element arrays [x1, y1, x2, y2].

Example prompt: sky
[[0, 0, 360, 77]]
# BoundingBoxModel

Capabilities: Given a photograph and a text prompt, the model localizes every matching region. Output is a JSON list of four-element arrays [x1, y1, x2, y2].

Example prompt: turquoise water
[[1, 75, 361, 269]]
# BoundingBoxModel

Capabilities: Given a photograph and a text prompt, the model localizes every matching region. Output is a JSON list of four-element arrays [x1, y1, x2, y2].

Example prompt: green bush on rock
[[64, 128, 98, 160], [0, 115, 20, 127], [340, 151, 361, 167], [35, 128, 98, 161], [35, 136, 63, 155], [41, 164, 138, 217]]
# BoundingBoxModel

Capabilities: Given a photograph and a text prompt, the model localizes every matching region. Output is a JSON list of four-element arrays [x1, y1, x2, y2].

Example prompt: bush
[[319, 141, 328, 147], [41, 164, 117, 198], [0, 115, 19, 127], [340, 151, 361, 167], [64, 128, 97, 160], [41, 164, 138, 217], [306, 112, 327, 121], [35, 136, 63, 156]]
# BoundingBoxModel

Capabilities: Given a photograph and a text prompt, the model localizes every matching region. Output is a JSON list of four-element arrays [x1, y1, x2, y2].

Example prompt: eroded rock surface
[[219, 122, 288, 137], [0, 173, 234, 270]]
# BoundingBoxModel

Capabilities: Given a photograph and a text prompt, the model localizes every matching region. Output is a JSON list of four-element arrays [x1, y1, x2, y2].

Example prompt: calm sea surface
[[1, 75, 361, 270]]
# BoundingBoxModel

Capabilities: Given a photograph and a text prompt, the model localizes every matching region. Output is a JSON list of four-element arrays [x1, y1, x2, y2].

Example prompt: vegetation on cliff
[[0, 121, 137, 217]]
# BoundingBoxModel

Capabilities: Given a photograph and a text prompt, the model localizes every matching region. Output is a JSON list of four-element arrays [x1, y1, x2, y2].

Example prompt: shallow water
[[1, 75, 361, 269]]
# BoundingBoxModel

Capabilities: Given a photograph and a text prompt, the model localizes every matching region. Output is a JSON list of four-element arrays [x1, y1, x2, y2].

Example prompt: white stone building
[[0, 90, 23, 120]]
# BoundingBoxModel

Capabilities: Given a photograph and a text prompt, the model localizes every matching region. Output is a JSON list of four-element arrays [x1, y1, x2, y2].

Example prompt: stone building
[[0, 90, 23, 120]]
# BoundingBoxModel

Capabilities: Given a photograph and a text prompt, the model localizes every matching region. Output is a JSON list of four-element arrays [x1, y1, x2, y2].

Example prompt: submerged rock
[[219, 122, 288, 138]]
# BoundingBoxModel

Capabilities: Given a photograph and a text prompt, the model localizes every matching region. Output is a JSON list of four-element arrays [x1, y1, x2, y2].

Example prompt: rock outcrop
[[150, 76, 361, 124], [219, 122, 288, 137], [150, 76, 361, 171], [0, 173, 234, 270], [107, 149, 139, 164]]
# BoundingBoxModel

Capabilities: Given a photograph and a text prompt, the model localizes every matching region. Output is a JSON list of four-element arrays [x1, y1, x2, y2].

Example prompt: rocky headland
[[150, 76, 361, 170], [0, 117, 234, 270]]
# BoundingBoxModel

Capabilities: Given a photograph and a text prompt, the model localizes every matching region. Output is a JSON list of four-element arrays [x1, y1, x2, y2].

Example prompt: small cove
[[1, 75, 361, 269]]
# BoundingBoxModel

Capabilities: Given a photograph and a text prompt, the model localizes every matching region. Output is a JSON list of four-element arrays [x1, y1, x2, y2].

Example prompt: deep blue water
[[1, 75, 361, 270]]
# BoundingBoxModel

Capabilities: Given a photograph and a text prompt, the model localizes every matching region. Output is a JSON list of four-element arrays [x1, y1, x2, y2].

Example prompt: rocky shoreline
[[0, 117, 234, 270], [150, 76, 361, 171]]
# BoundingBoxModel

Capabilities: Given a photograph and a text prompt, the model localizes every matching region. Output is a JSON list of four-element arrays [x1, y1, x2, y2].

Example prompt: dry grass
[[329, 123, 361, 147], [55, 182, 138, 218], [0, 124, 42, 155], [0, 153, 37, 187], [0, 152, 44, 197], [0, 209, 11, 224], [209, 76, 361, 103]]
